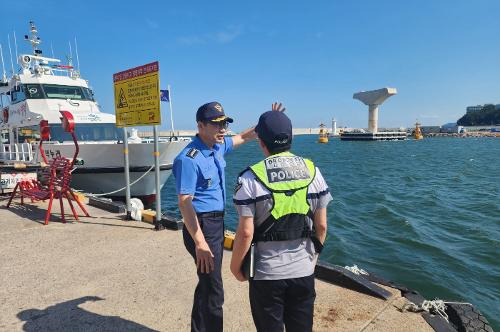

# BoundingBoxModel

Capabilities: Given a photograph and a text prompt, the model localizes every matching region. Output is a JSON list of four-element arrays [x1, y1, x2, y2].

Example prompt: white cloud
[[178, 25, 243, 46], [146, 19, 159, 30], [178, 35, 205, 46], [212, 25, 241, 43]]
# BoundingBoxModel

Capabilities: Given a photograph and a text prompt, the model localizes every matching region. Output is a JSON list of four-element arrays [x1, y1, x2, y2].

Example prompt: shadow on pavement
[[17, 296, 158, 331], [1, 203, 56, 225]]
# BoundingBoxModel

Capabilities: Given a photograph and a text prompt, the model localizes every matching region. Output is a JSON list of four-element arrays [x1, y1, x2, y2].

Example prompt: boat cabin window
[[49, 123, 123, 142], [21, 84, 95, 101], [1, 130, 9, 144], [17, 126, 41, 143], [24, 84, 44, 99], [11, 85, 26, 104], [42, 84, 94, 101]]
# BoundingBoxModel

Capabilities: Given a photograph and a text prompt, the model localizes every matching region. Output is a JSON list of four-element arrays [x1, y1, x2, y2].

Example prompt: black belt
[[197, 211, 224, 218]]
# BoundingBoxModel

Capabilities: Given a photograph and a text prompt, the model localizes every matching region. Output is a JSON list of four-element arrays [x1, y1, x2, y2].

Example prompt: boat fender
[[2, 107, 8, 123], [446, 303, 493, 332], [186, 148, 199, 159], [129, 198, 144, 222]]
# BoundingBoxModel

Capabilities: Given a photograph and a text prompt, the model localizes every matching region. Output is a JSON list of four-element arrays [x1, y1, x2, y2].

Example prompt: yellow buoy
[[318, 123, 329, 143], [414, 122, 424, 140]]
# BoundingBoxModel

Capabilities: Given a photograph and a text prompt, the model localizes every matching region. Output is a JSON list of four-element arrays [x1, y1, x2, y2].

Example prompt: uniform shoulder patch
[[234, 182, 242, 195], [186, 148, 199, 159]]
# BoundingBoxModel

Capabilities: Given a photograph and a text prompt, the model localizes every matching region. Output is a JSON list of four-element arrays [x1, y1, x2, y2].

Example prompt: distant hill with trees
[[457, 104, 500, 126]]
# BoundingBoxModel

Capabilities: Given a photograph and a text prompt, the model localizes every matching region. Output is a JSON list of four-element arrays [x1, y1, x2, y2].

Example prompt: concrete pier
[[0, 196, 433, 331]]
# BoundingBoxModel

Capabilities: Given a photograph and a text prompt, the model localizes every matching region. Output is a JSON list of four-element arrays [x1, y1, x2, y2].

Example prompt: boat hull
[[340, 132, 407, 141]]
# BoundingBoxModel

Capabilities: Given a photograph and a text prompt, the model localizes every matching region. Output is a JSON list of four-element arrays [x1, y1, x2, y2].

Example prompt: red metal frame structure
[[7, 111, 90, 224]]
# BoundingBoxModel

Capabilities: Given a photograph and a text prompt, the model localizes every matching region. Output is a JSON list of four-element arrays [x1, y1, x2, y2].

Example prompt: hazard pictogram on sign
[[117, 88, 128, 108]]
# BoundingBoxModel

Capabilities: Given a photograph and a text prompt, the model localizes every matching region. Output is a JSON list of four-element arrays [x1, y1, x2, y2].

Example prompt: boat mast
[[13, 31, 19, 66], [0, 44, 7, 82], [74, 37, 80, 72], [27, 21, 41, 55], [7, 34, 14, 75]]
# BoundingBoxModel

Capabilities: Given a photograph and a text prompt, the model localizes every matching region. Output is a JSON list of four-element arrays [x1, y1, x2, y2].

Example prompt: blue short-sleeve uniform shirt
[[173, 135, 233, 213]]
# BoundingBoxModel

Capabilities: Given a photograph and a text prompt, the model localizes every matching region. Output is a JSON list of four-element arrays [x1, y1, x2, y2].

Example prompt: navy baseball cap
[[196, 102, 234, 123], [255, 111, 292, 150]]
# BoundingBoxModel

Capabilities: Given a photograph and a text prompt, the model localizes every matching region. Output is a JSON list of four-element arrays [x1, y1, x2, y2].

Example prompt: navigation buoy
[[318, 123, 329, 143]]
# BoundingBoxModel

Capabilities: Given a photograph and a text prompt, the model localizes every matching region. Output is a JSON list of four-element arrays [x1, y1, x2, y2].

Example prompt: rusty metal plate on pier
[[315, 261, 392, 300]]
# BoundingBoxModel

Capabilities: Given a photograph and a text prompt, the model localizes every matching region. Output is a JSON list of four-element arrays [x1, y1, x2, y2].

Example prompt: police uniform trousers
[[182, 212, 224, 332], [249, 274, 316, 332]]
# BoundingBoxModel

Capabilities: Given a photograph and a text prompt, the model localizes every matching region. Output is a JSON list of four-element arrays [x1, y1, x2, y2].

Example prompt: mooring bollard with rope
[[402, 299, 450, 321]]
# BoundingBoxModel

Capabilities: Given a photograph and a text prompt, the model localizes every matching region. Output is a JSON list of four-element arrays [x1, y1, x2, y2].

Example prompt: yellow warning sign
[[113, 61, 161, 127]]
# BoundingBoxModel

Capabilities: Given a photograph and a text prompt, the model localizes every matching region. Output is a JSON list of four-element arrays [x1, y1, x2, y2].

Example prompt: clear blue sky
[[2, 0, 500, 131]]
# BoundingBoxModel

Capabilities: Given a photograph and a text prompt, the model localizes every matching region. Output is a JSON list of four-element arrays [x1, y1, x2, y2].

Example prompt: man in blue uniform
[[173, 101, 284, 332]]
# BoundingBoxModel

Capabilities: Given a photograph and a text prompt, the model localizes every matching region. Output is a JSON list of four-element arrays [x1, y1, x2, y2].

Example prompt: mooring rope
[[401, 299, 473, 322], [344, 264, 369, 276], [72, 164, 155, 197]]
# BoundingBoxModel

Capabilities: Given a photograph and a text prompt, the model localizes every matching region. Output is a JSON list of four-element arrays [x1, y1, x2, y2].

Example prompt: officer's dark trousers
[[183, 214, 224, 332], [249, 274, 316, 332]]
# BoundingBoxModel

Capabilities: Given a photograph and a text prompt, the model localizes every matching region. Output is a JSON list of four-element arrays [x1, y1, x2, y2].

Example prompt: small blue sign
[[160, 89, 170, 102]]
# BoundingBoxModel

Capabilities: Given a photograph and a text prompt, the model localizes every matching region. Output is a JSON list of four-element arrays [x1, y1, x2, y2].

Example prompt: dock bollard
[[160, 214, 183, 230], [224, 230, 235, 250], [142, 209, 156, 224]]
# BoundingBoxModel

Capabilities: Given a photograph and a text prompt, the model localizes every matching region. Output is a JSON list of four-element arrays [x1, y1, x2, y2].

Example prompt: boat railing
[[0, 143, 35, 162], [140, 136, 192, 144]]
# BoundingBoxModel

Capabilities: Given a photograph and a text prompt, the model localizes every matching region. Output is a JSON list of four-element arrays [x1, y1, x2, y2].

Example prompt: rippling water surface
[[162, 136, 499, 329]]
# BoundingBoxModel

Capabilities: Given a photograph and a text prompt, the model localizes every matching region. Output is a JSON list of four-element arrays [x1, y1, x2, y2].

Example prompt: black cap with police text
[[255, 111, 292, 151], [196, 102, 234, 123]]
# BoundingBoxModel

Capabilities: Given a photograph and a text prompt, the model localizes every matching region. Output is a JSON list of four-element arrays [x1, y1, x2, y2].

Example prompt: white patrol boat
[[0, 22, 190, 201]]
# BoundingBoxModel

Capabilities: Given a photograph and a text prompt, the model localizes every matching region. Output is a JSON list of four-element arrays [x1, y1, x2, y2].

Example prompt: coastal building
[[466, 104, 500, 113], [466, 105, 484, 113]]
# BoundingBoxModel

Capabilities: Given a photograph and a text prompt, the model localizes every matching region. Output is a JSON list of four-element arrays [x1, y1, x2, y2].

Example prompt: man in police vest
[[174, 101, 285, 332], [230, 110, 331, 332]]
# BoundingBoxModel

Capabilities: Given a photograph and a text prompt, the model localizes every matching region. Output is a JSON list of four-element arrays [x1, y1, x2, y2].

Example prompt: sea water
[[162, 136, 499, 329]]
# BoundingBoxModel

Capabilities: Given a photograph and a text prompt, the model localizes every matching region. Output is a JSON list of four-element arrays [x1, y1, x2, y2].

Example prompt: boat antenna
[[74, 36, 80, 72], [13, 31, 19, 66], [68, 41, 73, 63], [0, 44, 7, 82], [67, 41, 73, 76], [7, 34, 15, 75], [50, 42, 55, 58]]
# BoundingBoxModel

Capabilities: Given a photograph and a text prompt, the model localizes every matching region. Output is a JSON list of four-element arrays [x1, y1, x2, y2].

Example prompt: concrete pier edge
[[0, 196, 493, 332]]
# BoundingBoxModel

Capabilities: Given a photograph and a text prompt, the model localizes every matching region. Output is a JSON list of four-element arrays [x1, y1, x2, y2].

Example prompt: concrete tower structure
[[353, 87, 397, 133]]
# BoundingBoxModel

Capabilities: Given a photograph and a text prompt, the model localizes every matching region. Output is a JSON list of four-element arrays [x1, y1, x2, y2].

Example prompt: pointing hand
[[272, 102, 286, 113]]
